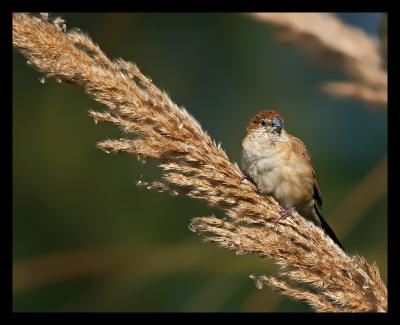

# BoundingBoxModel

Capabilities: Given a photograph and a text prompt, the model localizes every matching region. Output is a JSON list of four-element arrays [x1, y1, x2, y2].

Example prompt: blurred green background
[[12, 13, 387, 312]]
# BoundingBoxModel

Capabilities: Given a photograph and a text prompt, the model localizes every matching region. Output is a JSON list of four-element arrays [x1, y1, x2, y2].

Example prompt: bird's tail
[[315, 205, 344, 250]]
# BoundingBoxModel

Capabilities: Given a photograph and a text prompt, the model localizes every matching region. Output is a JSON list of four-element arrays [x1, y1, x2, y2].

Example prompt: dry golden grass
[[13, 13, 387, 312], [248, 13, 387, 109]]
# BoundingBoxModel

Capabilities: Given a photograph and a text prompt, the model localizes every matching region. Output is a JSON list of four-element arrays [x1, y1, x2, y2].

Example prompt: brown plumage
[[242, 109, 343, 249]]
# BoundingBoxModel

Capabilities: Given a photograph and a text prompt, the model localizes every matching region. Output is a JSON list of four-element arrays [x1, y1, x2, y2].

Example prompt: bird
[[241, 109, 343, 249]]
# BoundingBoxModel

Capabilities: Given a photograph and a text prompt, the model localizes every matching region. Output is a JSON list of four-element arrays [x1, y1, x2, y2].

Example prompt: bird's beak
[[272, 118, 283, 133]]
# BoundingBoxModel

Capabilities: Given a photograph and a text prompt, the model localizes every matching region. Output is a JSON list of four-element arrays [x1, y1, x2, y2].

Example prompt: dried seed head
[[12, 13, 387, 312]]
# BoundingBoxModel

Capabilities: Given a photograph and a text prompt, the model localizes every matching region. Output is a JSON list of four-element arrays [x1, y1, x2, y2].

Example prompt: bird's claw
[[275, 207, 296, 223]]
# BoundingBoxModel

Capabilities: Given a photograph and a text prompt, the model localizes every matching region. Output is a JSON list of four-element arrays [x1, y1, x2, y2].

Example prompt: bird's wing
[[289, 135, 323, 208]]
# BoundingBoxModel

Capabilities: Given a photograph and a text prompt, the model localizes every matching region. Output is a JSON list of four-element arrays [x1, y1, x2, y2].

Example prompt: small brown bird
[[241, 109, 343, 249]]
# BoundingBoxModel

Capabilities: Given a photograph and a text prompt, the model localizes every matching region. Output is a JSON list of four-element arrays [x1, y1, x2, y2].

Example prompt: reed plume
[[12, 13, 387, 312], [248, 13, 387, 109]]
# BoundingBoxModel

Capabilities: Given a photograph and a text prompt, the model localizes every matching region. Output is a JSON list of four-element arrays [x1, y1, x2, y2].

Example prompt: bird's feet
[[275, 207, 296, 223], [239, 174, 250, 184]]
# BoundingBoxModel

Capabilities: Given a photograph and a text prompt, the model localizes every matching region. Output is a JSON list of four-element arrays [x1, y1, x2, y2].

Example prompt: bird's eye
[[260, 120, 267, 126]]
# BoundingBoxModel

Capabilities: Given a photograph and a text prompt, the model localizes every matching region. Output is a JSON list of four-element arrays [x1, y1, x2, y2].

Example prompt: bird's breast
[[242, 136, 314, 207], [242, 137, 290, 191]]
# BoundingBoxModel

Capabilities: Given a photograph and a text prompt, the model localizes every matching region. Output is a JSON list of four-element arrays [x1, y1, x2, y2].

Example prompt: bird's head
[[245, 110, 285, 137]]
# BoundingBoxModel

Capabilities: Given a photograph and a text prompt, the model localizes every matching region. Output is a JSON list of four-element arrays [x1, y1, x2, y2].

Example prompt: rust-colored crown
[[246, 110, 285, 133]]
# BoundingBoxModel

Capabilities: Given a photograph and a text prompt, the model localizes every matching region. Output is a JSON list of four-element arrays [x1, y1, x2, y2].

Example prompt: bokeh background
[[13, 13, 387, 312]]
